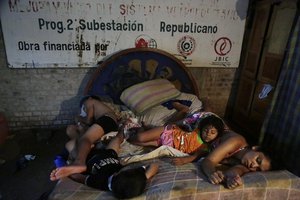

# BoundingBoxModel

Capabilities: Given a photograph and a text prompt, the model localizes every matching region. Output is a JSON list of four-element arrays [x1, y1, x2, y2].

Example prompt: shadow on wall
[[224, 0, 255, 119], [54, 66, 97, 128]]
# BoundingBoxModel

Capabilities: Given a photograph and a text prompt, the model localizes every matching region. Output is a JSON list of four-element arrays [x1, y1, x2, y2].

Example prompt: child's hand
[[225, 175, 243, 189], [171, 157, 190, 165], [171, 157, 185, 165], [145, 163, 159, 179]]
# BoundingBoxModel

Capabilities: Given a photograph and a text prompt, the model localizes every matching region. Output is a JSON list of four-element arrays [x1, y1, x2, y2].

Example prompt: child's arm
[[145, 163, 159, 179], [166, 102, 190, 124], [171, 149, 208, 165], [171, 155, 195, 165], [201, 135, 246, 184], [106, 132, 124, 154]]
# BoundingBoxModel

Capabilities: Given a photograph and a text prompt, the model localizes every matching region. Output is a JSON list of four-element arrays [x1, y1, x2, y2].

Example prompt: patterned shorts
[[158, 124, 174, 147]]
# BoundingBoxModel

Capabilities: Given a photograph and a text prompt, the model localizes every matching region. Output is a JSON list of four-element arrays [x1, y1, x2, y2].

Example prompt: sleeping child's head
[[198, 115, 224, 143], [111, 166, 147, 199]]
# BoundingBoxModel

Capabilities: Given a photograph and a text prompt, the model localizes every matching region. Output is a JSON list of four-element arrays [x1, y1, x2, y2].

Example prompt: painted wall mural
[[0, 0, 249, 68]]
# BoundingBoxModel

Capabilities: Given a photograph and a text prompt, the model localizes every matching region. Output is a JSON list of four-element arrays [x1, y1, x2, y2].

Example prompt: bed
[[49, 48, 300, 200]]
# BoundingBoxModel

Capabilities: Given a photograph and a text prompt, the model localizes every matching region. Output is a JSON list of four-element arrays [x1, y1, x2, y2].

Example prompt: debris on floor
[[16, 154, 37, 171]]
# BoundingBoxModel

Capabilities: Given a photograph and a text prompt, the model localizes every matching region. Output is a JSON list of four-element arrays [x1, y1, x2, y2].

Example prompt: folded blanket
[[120, 145, 188, 165]]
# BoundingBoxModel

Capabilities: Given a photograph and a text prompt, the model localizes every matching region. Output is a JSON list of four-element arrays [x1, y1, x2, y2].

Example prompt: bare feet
[[50, 165, 87, 181]]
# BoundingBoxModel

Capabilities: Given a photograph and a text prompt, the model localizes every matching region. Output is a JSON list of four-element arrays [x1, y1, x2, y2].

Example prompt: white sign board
[[0, 0, 249, 68]]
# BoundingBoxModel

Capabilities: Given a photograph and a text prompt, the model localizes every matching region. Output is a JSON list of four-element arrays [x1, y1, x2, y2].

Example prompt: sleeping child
[[125, 112, 226, 165], [50, 131, 159, 199]]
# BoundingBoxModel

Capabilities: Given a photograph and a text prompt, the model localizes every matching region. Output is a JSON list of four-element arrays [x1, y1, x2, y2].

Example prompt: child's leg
[[65, 139, 77, 161], [65, 139, 75, 153], [50, 165, 87, 181], [128, 126, 164, 146], [74, 124, 104, 165], [66, 124, 80, 139]]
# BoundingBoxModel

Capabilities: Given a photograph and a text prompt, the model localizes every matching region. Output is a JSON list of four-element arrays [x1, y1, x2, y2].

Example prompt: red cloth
[[0, 113, 9, 145]]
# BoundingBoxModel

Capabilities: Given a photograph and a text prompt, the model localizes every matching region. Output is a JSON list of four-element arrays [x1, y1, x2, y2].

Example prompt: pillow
[[120, 79, 181, 114], [137, 92, 203, 126]]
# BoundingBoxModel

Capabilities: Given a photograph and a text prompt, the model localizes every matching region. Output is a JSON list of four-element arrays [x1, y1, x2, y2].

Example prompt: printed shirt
[[85, 149, 122, 190], [172, 125, 208, 154]]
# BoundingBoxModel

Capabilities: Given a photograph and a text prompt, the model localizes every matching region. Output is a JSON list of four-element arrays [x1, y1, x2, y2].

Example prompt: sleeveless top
[[211, 137, 248, 158]]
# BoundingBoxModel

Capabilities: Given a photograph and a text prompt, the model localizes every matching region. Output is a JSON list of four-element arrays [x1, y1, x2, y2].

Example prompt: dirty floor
[[0, 128, 68, 200]]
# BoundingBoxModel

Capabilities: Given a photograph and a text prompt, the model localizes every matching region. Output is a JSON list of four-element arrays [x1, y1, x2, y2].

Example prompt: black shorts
[[95, 116, 118, 134]]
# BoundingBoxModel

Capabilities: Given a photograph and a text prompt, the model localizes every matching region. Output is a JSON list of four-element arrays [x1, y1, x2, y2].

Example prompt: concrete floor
[[0, 128, 68, 200]]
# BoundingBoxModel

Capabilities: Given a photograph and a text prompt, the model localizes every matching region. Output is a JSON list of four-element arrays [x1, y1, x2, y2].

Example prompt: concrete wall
[[0, 28, 238, 131]]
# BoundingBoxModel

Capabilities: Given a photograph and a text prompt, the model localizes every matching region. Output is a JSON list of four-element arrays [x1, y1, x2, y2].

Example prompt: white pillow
[[137, 92, 203, 126], [120, 79, 181, 114]]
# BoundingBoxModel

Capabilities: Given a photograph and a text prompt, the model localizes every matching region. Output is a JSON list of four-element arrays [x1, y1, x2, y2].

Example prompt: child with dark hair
[[126, 112, 225, 165], [111, 167, 147, 199], [50, 132, 159, 199], [65, 95, 120, 165], [66, 95, 107, 142]]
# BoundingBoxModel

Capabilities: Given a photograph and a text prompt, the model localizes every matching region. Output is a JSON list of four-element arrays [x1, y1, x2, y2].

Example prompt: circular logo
[[214, 37, 232, 56], [177, 35, 196, 56], [135, 35, 157, 48]]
